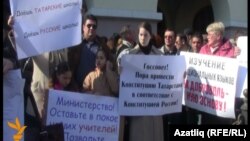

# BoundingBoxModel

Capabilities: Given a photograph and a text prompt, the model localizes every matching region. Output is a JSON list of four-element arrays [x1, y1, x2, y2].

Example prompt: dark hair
[[83, 14, 98, 25], [191, 32, 204, 43], [97, 46, 111, 61], [138, 22, 152, 36], [51, 61, 71, 85], [176, 33, 188, 43], [4, 1, 11, 30], [151, 34, 163, 48], [97, 44, 117, 71], [112, 33, 121, 47], [164, 28, 176, 38]]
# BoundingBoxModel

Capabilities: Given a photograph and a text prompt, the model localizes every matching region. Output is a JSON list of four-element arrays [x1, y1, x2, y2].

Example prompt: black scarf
[[139, 41, 152, 55]]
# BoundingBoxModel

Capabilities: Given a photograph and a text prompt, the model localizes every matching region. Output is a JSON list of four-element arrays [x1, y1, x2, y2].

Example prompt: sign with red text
[[46, 89, 120, 141], [119, 55, 186, 115], [181, 52, 238, 118], [9, 0, 82, 59]]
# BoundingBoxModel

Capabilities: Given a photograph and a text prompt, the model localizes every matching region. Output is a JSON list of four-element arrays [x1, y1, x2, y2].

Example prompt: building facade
[[85, 0, 247, 39]]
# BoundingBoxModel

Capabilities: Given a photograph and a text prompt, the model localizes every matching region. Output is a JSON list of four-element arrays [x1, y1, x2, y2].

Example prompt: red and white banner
[[181, 52, 239, 118]]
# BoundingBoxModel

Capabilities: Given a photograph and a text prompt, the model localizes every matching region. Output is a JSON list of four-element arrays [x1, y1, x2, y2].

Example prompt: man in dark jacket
[[68, 14, 101, 89]]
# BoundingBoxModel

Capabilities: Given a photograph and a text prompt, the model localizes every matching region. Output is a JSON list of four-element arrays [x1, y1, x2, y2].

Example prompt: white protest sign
[[46, 89, 120, 141], [119, 55, 186, 115], [3, 69, 25, 141], [236, 36, 248, 98], [9, 0, 82, 59], [236, 36, 248, 65], [181, 52, 238, 118]]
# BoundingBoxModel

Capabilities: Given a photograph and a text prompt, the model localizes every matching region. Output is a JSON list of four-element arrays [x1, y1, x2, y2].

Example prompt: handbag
[[40, 123, 64, 141], [27, 88, 65, 141]]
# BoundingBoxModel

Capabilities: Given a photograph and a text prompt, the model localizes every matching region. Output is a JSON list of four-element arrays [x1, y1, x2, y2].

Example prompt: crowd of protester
[[3, 1, 246, 140]]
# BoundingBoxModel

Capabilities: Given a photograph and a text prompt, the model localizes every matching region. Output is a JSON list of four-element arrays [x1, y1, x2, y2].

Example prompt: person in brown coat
[[82, 47, 124, 141], [126, 22, 164, 141], [82, 47, 119, 96]]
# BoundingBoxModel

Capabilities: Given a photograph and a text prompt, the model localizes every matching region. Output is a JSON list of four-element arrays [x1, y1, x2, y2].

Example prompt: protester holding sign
[[184, 32, 204, 125], [3, 6, 18, 73], [189, 32, 204, 53], [159, 28, 178, 55], [3, 20, 24, 141], [125, 22, 164, 141], [49, 61, 79, 92], [83, 47, 119, 96], [116, 25, 136, 74], [199, 22, 240, 58], [8, 15, 69, 122], [82, 47, 123, 141], [31, 49, 69, 119], [175, 33, 190, 54], [8, 0, 83, 122], [199, 21, 240, 124], [159, 29, 186, 141]]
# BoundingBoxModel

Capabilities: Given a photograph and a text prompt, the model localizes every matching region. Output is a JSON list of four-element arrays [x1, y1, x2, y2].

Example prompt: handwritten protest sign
[[119, 55, 186, 115], [236, 36, 248, 98], [46, 90, 120, 141], [9, 0, 82, 59], [181, 52, 238, 118]]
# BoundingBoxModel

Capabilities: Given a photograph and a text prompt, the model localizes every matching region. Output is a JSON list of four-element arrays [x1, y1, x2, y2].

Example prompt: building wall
[[96, 17, 158, 39], [85, 0, 162, 38], [88, 0, 157, 11], [175, 0, 211, 33], [84, 0, 247, 39], [158, 0, 212, 34], [211, 0, 247, 28], [211, 0, 248, 38]]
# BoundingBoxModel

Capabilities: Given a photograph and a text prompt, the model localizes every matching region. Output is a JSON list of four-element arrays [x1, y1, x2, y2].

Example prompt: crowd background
[[3, 0, 247, 141]]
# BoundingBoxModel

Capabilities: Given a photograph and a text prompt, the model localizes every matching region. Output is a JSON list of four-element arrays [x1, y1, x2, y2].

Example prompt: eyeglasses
[[86, 24, 97, 29]]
